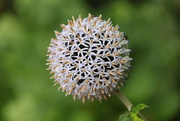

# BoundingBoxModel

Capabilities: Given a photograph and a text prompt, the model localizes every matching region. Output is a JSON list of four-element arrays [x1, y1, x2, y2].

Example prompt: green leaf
[[118, 111, 131, 121], [131, 104, 148, 115], [118, 104, 148, 121]]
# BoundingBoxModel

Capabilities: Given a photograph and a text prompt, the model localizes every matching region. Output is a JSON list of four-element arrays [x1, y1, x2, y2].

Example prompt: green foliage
[[118, 104, 148, 121]]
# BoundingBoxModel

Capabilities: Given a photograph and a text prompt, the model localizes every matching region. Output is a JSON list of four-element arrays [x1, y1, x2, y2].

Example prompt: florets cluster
[[46, 14, 132, 103]]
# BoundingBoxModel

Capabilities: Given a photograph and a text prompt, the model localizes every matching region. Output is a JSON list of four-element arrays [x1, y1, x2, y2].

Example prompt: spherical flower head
[[46, 14, 132, 103]]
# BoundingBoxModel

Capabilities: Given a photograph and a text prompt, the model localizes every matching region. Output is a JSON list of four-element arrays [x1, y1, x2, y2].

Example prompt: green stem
[[115, 91, 147, 121], [115, 90, 133, 111]]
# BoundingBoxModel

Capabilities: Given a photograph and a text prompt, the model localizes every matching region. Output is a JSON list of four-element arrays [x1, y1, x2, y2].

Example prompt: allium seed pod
[[46, 14, 132, 103]]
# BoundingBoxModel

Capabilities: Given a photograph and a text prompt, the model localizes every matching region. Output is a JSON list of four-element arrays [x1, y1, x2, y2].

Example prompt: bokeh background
[[0, 0, 180, 121]]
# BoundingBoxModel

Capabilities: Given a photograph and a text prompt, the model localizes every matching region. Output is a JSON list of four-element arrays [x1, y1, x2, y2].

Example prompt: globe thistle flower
[[46, 13, 132, 103]]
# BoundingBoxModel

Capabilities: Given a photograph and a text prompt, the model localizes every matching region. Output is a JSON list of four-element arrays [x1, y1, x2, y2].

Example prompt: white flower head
[[46, 14, 132, 103]]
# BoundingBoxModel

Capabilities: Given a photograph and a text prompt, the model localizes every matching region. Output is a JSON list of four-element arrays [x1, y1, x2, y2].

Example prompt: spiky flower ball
[[46, 14, 132, 103]]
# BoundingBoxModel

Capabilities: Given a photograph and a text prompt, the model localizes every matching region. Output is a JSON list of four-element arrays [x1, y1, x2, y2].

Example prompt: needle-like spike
[[82, 96, 86, 103], [78, 14, 82, 19], [71, 83, 76, 88], [113, 52, 120, 56], [46, 67, 51, 70], [112, 78, 117, 83], [68, 89, 73, 95], [54, 81, 59, 86], [64, 61, 69, 64], [111, 34, 116, 38], [101, 88, 104, 94], [93, 20, 96, 26], [46, 54, 50, 56], [98, 14, 102, 20], [112, 62, 117, 65], [72, 16, 75, 22], [103, 94, 107, 100], [109, 71, 115, 76], [70, 27, 74, 32], [118, 32, 123, 36], [87, 92, 91, 99], [50, 71, 55, 74], [50, 76, 54, 79], [104, 18, 110, 27], [58, 86, 62, 91], [116, 71, 122, 75], [88, 13, 92, 23], [82, 85, 87, 90], [105, 53, 111, 56], [65, 91, 69, 96], [91, 96, 95, 102], [105, 45, 111, 49], [73, 95, 77, 101], [78, 20, 82, 27], [116, 85, 120, 89], [64, 80, 69, 83], [68, 20, 74, 26], [114, 25, 119, 31], [108, 85, 113, 91], [107, 92, 111, 97], [104, 80, 109, 86], [66, 73, 72, 77], [113, 42, 119, 46], [83, 25, 87, 31], [99, 26, 103, 32], [108, 25, 112, 31], [61, 70, 66, 73], [62, 86, 67, 92], [60, 24, 67, 30], [54, 31, 61, 36], [46, 63, 51, 65]]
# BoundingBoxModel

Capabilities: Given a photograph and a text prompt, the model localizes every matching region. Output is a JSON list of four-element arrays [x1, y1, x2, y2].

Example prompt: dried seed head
[[47, 13, 132, 103]]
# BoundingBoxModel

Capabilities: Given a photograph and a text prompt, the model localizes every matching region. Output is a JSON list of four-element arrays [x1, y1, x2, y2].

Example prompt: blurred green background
[[0, 0, 180, 121]]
